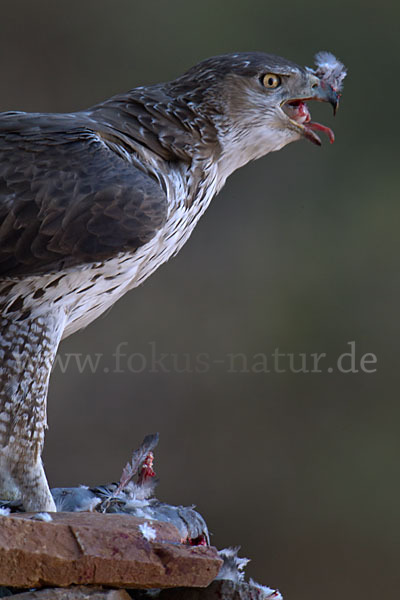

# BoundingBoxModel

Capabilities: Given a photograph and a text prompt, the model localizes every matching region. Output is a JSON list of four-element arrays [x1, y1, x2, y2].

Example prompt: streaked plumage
[[0, 51, 345, 511]]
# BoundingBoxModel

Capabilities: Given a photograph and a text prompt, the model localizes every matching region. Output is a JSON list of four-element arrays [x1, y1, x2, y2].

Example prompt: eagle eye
[[261, 73, 281, 89]]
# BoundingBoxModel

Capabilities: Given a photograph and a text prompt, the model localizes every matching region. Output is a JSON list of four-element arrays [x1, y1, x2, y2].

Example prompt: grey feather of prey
[[215, 547, 250, 582], [215, 547, 283, 599], [312, 51, 347, 91]]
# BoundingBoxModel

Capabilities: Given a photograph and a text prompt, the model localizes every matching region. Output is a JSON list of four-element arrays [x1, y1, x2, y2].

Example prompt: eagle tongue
[[286, 99, 336, 145]]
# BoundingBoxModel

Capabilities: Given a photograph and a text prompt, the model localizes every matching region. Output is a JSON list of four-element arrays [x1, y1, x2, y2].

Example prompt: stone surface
[[0, 512, 222, 589], [6, 581, 282, 600], [9, 588, 131, 600]]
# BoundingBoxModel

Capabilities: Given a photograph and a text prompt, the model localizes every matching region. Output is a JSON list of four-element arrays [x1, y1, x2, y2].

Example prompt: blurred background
[[0, 1, 399, 598]]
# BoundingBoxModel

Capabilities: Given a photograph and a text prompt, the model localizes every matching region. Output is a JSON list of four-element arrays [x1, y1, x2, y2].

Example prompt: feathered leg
[[0, 311, 65, 511]]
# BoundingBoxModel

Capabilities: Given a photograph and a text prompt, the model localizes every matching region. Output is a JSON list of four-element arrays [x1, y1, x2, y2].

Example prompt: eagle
[[0, 51, 346, 511]]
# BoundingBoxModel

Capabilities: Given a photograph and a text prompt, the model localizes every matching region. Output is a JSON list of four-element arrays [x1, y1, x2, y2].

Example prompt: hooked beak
[[311, 77, 340, 116], [281, 74, 341, 146]]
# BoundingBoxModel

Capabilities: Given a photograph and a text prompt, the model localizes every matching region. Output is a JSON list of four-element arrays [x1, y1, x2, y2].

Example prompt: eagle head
[[169, 51, 346, 182]]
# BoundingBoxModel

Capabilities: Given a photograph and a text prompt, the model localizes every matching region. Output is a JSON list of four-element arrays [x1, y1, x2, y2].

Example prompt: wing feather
[[0, 112, 168, 277]]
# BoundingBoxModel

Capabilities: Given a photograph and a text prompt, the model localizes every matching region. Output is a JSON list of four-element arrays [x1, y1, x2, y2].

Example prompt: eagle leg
[[0, 310, 65, 512]]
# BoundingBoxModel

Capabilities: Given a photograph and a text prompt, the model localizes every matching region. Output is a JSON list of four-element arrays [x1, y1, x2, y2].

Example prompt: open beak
[[281, 76, 341, 146]]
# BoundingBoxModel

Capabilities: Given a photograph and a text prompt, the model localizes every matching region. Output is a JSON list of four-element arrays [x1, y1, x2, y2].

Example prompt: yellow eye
[[262, 73, 281, 89]]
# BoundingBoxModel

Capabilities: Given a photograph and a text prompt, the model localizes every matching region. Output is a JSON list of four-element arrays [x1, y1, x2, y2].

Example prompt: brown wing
[[0, 111, 168, 278]]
